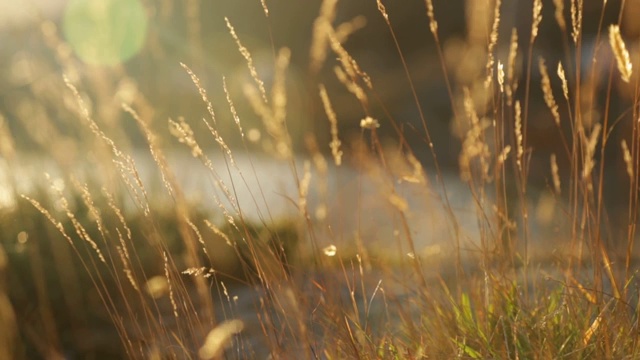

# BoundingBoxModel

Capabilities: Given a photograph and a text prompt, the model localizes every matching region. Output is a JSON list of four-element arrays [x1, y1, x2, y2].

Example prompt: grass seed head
[[609, 24, 633, 83], [539, 57, 560, 126]]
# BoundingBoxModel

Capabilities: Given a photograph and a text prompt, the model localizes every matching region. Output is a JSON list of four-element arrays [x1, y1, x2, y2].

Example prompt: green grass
[[2, 0, 640, 358]]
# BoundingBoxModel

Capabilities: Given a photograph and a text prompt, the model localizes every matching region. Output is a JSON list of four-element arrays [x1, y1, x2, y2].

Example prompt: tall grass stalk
[[3, 0, 640, 358]]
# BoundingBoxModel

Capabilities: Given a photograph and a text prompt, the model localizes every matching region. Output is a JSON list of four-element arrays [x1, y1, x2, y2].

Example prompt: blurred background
[[1, 0, 640, 358], [3, 0, 640, 224], [0, 0, 636, 164]]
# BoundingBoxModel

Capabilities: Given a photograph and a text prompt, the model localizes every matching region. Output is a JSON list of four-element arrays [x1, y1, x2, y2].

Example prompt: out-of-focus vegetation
[[2, 0, 640, 358]]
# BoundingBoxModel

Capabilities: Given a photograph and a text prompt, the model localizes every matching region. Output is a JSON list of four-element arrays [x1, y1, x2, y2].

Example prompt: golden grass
[[318, 84, 343, 166], [2, 1, 640, 359], [609, 24, 633, 83]]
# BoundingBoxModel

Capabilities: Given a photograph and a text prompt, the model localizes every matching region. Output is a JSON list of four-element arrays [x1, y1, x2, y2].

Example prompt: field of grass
[[2, 0, 640, 358]]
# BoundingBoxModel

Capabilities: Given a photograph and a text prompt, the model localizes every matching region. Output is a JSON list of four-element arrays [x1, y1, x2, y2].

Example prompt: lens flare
[[63, 0, 148, 66]]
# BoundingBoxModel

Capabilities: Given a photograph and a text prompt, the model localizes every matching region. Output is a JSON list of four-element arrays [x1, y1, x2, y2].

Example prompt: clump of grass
[[3, 0, 640, 358]]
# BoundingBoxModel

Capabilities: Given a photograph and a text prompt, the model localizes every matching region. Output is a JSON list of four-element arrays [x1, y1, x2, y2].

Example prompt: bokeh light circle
[[63, 0, 148, 66]]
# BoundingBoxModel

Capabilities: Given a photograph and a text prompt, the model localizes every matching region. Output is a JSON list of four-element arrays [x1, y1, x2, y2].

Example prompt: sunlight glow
[[62, 0, 147, 66]]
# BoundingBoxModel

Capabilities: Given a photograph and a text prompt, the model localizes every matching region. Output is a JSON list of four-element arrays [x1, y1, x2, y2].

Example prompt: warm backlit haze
[[3, 1, 640, 358]]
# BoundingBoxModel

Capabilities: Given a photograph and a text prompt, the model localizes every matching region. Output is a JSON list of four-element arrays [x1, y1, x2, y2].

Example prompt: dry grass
[[2, 0, 640, 359]]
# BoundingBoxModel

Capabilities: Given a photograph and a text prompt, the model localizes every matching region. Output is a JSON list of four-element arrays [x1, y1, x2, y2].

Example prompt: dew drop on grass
[[323, 245, 337, 257], [17, 231, 28, 244]]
